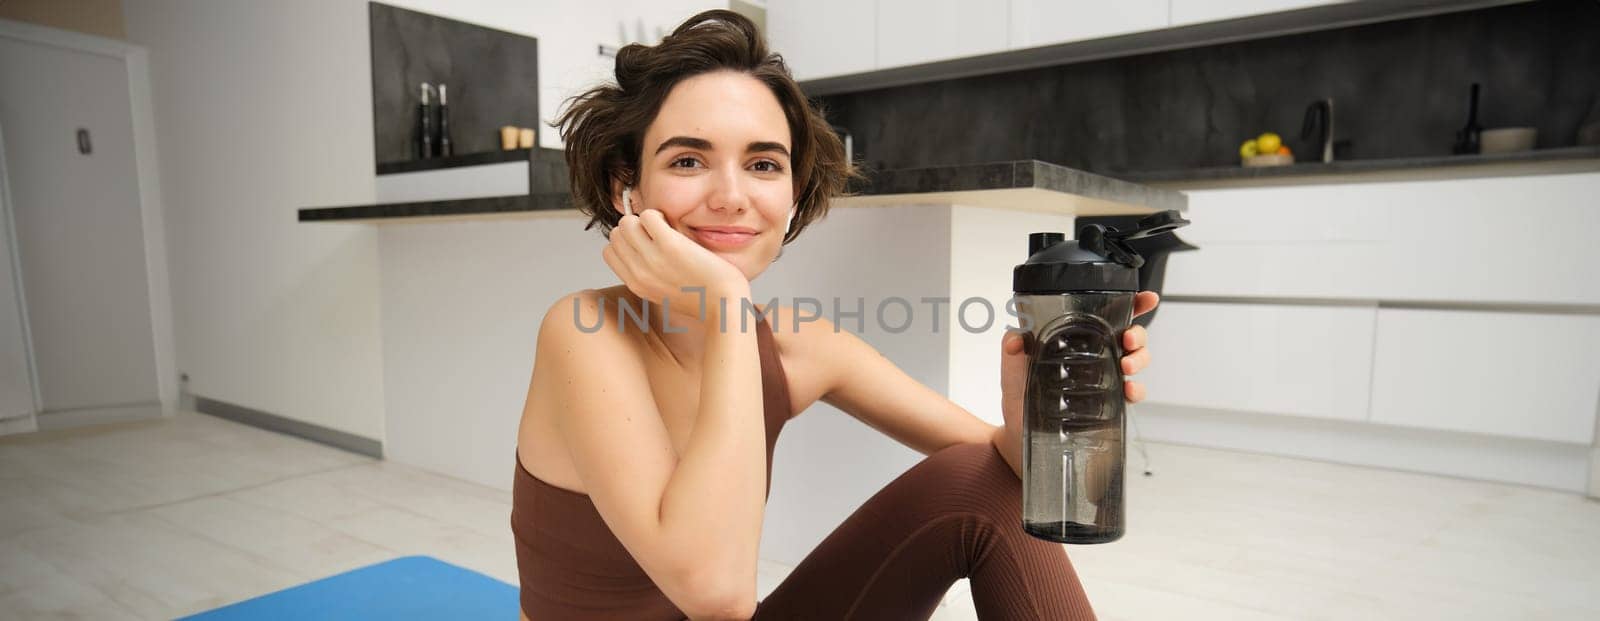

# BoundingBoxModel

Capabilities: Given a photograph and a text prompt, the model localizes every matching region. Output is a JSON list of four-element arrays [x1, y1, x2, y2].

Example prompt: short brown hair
[[553, 9, 858, 243]]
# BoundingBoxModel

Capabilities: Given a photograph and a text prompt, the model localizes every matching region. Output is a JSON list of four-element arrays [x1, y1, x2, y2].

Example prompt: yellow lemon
[[1257, 132, 1282, 154], [1239, 139, 1259, 159]]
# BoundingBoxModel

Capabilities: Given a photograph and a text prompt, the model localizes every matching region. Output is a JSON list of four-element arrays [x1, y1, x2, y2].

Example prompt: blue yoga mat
[[178, 555, 518, 620]]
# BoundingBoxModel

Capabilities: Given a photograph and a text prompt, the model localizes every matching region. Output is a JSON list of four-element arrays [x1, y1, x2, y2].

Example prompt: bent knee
[[925, 441, 1011, 480], [915, 442, 1021, 512]]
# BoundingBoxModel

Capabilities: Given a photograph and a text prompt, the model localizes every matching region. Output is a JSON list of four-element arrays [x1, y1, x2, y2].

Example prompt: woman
[[512, 10, 1158, 621]]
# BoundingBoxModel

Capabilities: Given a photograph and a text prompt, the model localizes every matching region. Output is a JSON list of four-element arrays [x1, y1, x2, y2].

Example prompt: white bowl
[[1242, 153, 1293, 167], [1480, 127, 1537, 154]]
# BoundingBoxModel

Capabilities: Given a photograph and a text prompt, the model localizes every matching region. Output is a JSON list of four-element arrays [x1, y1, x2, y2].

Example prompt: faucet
[[1301, 98, 1334, 163]]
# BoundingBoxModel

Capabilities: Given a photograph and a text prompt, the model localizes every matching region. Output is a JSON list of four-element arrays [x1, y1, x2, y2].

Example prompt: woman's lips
[[690, 227, 758, 250]]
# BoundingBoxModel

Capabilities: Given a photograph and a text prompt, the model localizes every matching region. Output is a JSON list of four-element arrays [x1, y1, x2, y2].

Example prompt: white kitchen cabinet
[[1169, 0, 1350, 26], [1369, 308, 1600, 444], [1139, 301, 1377, 422], [766, 0, 878, 81], [876, 0, 1009, 70], [1008, 0, 1169, 50], [1162, 173, 1600, 306]]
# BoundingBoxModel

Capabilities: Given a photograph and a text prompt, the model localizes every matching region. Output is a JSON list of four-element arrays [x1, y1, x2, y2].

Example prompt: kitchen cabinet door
[[876, 0, 1009, 70], [1009, 0, 1169, 50], [1138, 301, 1377, 422], [767, 0, 878, 81], [1169, 0, 1350, 26], [1369, 308, 1600, 444]]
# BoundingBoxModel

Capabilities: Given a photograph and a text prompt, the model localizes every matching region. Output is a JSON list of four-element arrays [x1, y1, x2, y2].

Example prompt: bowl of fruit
[[1240, 132, 1293, 167]]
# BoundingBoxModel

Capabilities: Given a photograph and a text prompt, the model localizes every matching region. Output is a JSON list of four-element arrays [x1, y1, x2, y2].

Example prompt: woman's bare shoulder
[[539, 285, 631, 333], [535, 286, 648, 362]]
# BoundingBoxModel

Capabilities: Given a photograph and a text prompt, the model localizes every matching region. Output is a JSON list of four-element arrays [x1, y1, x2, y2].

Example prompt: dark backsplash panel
[[370, 2, 540, 168], [818, 0, 1600, 175]]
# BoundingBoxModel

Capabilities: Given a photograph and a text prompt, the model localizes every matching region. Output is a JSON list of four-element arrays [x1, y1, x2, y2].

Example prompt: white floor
[[2, 412, 1597, 620]]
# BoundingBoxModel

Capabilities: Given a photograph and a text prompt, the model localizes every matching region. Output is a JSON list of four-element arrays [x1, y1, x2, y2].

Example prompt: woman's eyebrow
[[654, 136, 711, 154], [747, 141, 790, 158], [654, 136, 790, 158]]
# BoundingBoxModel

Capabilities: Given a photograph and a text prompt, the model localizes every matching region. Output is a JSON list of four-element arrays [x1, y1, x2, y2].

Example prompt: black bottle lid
[[1013, 210, 1190, 294]]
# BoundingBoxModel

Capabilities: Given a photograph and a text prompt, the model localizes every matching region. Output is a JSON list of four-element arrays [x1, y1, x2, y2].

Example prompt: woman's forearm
[[656, 285, 766, 608], [990, 423, 1024, 481]]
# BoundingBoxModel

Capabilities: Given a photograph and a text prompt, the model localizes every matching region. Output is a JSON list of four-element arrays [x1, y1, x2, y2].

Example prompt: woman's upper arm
[[534, 291, 708, 611], [806, 316, 996, 455]]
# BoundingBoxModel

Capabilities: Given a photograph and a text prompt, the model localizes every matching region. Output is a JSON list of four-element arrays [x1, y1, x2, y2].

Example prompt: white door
[[0, 32, 160, 417], [0, 124, 38, 423]]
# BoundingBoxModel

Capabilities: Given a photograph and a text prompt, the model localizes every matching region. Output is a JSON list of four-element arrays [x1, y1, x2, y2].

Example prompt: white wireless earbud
[[622, 186, 633, 216], [783, 205, 797, 236]]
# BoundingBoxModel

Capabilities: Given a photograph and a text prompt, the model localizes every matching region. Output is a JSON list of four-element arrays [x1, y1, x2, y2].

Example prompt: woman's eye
[[669, 156, 702, 169], [752, 160, 784, 173]]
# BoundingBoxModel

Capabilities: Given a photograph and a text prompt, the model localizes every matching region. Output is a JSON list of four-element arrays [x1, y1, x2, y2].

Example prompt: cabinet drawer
[[1370, 308, 1600, 444], [1140, 301, 1376, 421]]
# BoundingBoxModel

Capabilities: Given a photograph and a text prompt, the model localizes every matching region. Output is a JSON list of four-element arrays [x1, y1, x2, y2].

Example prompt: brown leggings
[[751, 442, 1097, 620]]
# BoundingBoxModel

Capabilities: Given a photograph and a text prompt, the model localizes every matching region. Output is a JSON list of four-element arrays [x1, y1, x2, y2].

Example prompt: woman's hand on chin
[[602, 208, 750, 325]]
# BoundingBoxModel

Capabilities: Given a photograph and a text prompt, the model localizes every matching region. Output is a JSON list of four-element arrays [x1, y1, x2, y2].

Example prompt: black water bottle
[[1011, 210, 1189, 544]]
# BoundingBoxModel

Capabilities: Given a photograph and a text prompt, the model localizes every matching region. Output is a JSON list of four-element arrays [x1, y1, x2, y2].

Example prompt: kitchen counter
[[1116, 145, 1600, 189], [298, 159, 1186, 223]]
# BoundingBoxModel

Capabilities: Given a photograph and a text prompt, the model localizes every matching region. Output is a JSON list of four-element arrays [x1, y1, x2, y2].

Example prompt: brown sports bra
[[510, 317, 792, 620]]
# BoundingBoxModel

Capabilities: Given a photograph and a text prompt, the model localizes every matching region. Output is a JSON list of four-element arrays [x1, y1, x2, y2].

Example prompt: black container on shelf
[[436, 84, 453, 157], [1453, 83, 1483, 155], [415, 82, 434, 160]]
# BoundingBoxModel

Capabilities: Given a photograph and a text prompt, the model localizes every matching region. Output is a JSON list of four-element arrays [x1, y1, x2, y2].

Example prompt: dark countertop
[[300, 159, 1187, 223], [298, 192, 573, 222], [846, 159, 1186, 214], [1114, 146, 1600, 186], [375, 149, 534, 175]]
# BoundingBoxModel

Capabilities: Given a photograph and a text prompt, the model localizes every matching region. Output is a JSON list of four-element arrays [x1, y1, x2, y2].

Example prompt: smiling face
[[621, 70, 795, 280]]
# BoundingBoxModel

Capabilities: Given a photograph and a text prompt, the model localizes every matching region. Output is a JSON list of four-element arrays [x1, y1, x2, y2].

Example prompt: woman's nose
[[706, 166, 750, 213]]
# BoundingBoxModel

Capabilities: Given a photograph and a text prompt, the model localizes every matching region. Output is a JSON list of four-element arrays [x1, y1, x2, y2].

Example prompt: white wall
[[121, 0, 723, 441], [124, 0, 386, 439]]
